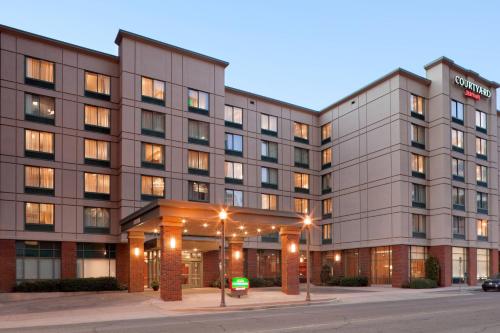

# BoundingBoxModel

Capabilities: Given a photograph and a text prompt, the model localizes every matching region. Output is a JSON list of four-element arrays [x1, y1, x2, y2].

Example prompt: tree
[[320, 265, 331, 284], [425, 255, 440, 283]]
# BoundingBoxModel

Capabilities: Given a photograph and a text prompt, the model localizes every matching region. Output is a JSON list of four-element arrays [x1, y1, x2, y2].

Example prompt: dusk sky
[[2, 0, 498, 110]]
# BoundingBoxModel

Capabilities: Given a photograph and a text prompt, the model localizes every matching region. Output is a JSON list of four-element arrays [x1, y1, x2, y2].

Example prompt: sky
[[1, 0, 499, 110]]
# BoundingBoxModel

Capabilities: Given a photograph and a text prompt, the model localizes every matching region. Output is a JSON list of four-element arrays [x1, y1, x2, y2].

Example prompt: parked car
[[482, 274, 500, 291]]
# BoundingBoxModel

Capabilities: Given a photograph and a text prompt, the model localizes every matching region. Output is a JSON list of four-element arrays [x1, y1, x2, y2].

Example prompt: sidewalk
[[0, 285, 481, 329]]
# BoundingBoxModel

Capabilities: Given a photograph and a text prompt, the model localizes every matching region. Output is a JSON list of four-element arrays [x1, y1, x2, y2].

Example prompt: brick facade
[[392, 245, 409, 287], [311, 251, 322, 285], [467, 248, 477, 286], [227, 239, 244, 280], [331, 250, 343, 278], [490, 250, 499, 277], [115, 243, 129, 287], [280, 227, 300, 295], [128, 231, 145, 293], [246, 249, 257, 278], [160, 223, 183, 301], [61, 242, 77, 279], [203, 250, 219, 287], [429, 245, 452, 287], [0, 240, 15, 292]]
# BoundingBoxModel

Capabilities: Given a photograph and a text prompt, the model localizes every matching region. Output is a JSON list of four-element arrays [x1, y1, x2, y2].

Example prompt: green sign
[[231, 277, 249, 290]]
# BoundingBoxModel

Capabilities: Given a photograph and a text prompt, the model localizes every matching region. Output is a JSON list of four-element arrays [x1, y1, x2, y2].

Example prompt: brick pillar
[[203, 250, 220, 287], [227, 238, 244, 280], [332, 250, 343, 277], [467, 248, 477, 286], [392, 245, 409, 287], [128, 231, 145, 293], [280, 226, 300, 295], [246, 248, 258, 278], [61, 242, 77, 279], [311, 251, 322, 285], [490, 249, 499, 277], [0, 240, 16, 292], [115, 243, 129, 287], [358, 247, 372, 285], [429, 245, 452, 287], [160, 222, 182, 301]]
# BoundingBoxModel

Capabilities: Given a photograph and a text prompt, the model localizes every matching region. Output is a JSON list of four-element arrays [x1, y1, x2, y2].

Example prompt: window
[[188, 181, 209, 202], [25, 56, 54, 88], [16, 241, 60, 282], [411, 153, 425, 178], [476, 219, 488, 241], [141, 76, 165, 104], [477, 192, 488, 214], [294, 198, 309, 214], [25, 202, 54, 231], [411, 183, 426, 208], [141, 110, 165, 137], [225, 189, 243, 207], [293, 122, 308, 143], [322, 199, 332, 218], [410, 124, 425, 149], [453, 216, 465, 239], [84, 139, 110, 166], [141, 176, 164, 200], [294, 147, 309, 168], [84, 172, 110, 199], [261, 167, 278, 188], [321, 123, 331, 144], [84, 71, 110, 99], [188, 89, 209, 114], [261, 140, 278, 162], [477, 249, 490, 280], [321, 148, 332, 169], [188, 119, 209, 145], [188, 150, 209, 175], [322, 224, 332, 244], [25, 166, 54, 195], [452, 247, 467, 283], [451, 158, 465, 182], [261, 114, 278, 135], [77, 243, 116, 278], [322, 173, 332, 194], [412, 214, 426, 238], [475, 110, 487, 133], [261, 194, 277, 210], [476, 165, 487, 186], [476, 137, 487, 159], [451, 100, 464, 124], [410, 94, 424, 119], [224, 105, 243, 128], [85, 105, 110, 133], [83, 207, 110, 233], [141, 143, 164, 169], [294, 173, 309, 193], [451, 129, 464, 152], [409, 246, 427, 279], [225, 161, 243, 183], [25, 93, 55, 124], [225, 133, 243, 156], [25, 129, 54, 159], [452, 187, 465, 210]]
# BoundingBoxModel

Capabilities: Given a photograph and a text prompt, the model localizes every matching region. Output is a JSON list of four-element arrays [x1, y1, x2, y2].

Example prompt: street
[[2, 290, 499, 333]]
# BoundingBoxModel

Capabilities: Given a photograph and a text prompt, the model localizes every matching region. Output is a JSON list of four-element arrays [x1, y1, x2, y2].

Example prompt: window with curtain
[[188, 89, 209, 112], [410, 94, 424, 118], [261, 140, 278, 161], [25, 166, 54, 193], [452, 216, 465, 239], [225, 189, 243, 207], [452, 187, 465, 210], [25, 202, 54, 231], [451, 129, 464, 152], [322, 148, 332, 168], [476, 164, 487, 186], [261, 114, 278, 134], [84, 173, 110, 194], [321, 123, 331, 143], [141, 110, 165, 136], [225, 133, 243, 154], [16, 241, 60, 282], [261, 167, 278, 187], [410, 124, 425, 148], [411, 183, 426, 208], [141, 176, 165, 199], [293, 122, 308, 141], [224, 105, 243, 126], [411, 153, 425, 177], [188, 181, 209, 202], [412, 214, 426, 237], [85, 71, 111, 96], [409, 246, 427, 279], [188, 150, 209, 173], [294, 198, 309, 214], [225, 161, 243, 181], [322, 224, 332, 242], [141, 77, 165, 101], [77, 243, 116, 278], [141, 142, 164, 167], [452, 158, 465, 181], [476, 219, 488, 240], [476, 137, 487, 158], [84, 105, 110, 131], [261, 194, 277, 210], [294, 172, 309, 191], [25, 93, 55, 122], [451, 100, 464, 123], [25, 129, 54, 158], [188, 119, 209, 144], [294, 147, 309, 168], [84, 139, 110, 162], [477, 192, 488, 213], [475, 110, 487, 132], [84, 207, 110, 232], [322, 198, 332, 217], [322, 173, 332, 193], [25, 57, 54, 83]]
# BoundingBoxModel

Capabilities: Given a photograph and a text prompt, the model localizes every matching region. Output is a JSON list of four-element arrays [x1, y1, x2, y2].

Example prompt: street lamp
[[219, 209, 227, 307], [303, 215, 312, 302]]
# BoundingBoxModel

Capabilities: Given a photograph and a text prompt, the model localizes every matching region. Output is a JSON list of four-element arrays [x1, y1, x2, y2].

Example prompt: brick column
[[246, 248, 258, 278], [358, 247, 371, 284], [467, 248, 477, 286], [0, 240, 16, 292], [280, 226, 300, 295], [116, 243, 129, 288], [429, 245, 452, 287], [392, 245, 409, 287], [490, 249, 499, 277], [160, 222, 182, 301], [61, 242, 77, 279], [203, 250, 220, 287], [227, 238, 244, 280], [128, 231, 145, 293], [311, 251, 322, 285]]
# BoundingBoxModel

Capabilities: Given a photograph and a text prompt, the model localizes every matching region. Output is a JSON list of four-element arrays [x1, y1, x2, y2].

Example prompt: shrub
[[248, 277, 275, 288], [13, 277, 124, 292], [408, 278, 437, 289], [320, 265, 332, 284], [151, 280, 159, 291], [327, 276, 368, 287], [425, 256, 440, 283], [327, 277, 341, 286], [210, 278, 229, 289]]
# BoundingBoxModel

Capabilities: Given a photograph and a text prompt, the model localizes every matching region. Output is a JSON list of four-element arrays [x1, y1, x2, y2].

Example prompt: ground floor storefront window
[[76, 243, 116, 278], [344, 249, 359, 277], [257, 249, 280, 279], [477, 249, 490, 281], [409, 246, 427, 279], [452, 247, 467, 283], [371, 246, 392, 284], [16, 241, 61, 282]]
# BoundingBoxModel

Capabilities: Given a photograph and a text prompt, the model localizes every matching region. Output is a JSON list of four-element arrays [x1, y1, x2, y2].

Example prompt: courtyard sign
[[454, 76, 491, 101], [231, 277, 249, 291]]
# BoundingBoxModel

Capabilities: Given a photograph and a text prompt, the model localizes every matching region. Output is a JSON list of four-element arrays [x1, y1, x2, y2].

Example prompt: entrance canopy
[[120, 199, 305, 238]]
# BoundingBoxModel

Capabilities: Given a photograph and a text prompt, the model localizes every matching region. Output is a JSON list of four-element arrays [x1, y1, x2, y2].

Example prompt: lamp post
[[219, 209, 228, 307], [303, 215, 312, 302]]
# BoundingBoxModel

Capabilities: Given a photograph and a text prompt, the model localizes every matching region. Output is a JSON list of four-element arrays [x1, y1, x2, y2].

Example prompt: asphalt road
[[2, 291, 500, 333]]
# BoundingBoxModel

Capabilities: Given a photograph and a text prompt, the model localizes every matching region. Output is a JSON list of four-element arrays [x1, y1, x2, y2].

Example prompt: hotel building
[[0, 24, 498, 297]]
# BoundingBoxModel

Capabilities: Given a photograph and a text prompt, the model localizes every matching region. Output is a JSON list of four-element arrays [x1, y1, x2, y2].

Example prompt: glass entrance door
[[181, 251, 202, 288]]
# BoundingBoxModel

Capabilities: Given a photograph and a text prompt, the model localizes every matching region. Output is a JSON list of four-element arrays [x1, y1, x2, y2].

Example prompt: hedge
[[405, 278, 438, 289], [13, 277, 124, 292], [327, 276, 369, 287], [210, 277, 281, 288]]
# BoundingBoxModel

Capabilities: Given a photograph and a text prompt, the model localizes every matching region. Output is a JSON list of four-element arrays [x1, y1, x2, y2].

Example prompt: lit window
[[409, 246, 427, 279], [410, 124, 425, 148], [261, 114, 278, 134], [25, 202, 54, 227], [188, 150, 209, 173], [451, 129, 464, 151], [85, 105, 110, 131], [141, 176, 165, 198], [85, 71, 110, 96], [411, 153, 425, 176], [25, 166, 54, 192], [261, 194, 277, 210], [224, 105, 243, 126], [321, 123, 331, 143], [225, 161, 243, 181], [476, 219, 488, 240], [293, 122, 308, 142], [476, 137, 487, 158], [294, 198, 309, 214], [188, 89, 209, 112], [84, 173, 110, 195], [322, 199, 332, 217], [25, 129, 54, 158], [84, 139, 110, 162], [25, 57, 54, 84], [141, 77, 165, 101], [476, 165, 487, 185], [141, 143, 164, 167], [322, 224, 332, 242], [410, 94, 424, 118], [188, 181, 209, 202], [294, 173, 309, 191]]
